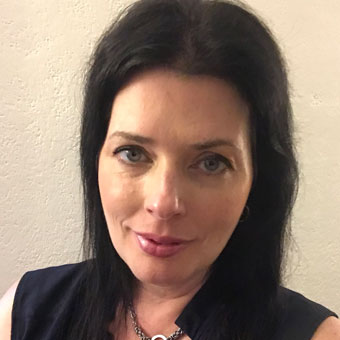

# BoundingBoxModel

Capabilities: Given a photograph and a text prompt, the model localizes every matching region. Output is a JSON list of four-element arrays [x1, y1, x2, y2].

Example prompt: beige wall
[[1, 0, 339, 314]]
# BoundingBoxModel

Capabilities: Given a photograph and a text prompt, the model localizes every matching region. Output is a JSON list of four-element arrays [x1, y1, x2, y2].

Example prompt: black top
[[11, 262, 338, 340]]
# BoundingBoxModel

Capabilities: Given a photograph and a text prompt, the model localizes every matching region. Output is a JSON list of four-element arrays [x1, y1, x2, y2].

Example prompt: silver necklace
[[129, 305, 184, 340]]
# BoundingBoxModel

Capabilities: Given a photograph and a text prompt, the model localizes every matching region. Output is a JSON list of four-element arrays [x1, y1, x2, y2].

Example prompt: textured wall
[[1, 0, 339, 314]]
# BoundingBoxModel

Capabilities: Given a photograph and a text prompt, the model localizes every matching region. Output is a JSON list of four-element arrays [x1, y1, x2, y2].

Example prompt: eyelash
[[113, 145, 150, 164], [113, 145, 233, 175]]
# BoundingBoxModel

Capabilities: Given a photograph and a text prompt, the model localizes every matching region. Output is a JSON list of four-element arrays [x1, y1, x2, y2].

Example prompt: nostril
[[146, 207, 153, 214], [144, 195, 186, 220]]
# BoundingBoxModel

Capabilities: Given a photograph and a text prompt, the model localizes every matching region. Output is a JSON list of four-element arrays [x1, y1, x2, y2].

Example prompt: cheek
[[98, 168, 141, 229], [197, 194, 245, 246], [203, 192, 245, 222]]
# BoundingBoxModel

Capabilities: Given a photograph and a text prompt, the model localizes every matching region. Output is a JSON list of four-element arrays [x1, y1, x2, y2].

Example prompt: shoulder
[[17, 261, 86, 291], [13, 261, 87, 311], [0, 280, 20, 340], [275, 287, 339, 340], [311, 316, 340, 340], [1, 262, 86, 340]]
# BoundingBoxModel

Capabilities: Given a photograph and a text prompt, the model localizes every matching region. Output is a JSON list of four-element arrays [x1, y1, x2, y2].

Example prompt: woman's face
[[98, 69, 253, 288]]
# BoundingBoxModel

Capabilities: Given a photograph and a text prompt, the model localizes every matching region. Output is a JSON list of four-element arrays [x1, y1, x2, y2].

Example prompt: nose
[[144, 166, 186, 220]]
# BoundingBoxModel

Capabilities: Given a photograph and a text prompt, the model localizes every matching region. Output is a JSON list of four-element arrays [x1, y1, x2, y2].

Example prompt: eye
[[196, 154, 232, 175], [113, 145, 149, 164]]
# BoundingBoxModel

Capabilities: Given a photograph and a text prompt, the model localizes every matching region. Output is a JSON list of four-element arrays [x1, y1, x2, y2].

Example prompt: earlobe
[[239, 205, 250, 223]]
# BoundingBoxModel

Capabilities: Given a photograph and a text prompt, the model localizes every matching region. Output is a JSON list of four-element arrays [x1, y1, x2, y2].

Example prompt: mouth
[[134, 232, 188, 258], [135, 232, 186, 244]]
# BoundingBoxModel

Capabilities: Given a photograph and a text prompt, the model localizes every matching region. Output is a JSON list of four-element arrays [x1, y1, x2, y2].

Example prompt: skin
[[1, 283, 339, 340], [98, 68, 253, 337], [1, 69, 339, 339]]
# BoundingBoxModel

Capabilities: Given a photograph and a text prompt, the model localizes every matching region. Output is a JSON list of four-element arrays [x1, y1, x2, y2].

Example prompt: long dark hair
[[74, 0, 298, 339]]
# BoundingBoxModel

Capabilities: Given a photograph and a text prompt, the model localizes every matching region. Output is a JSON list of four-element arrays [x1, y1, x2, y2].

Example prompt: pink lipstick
[[135, 232, 187, 258]]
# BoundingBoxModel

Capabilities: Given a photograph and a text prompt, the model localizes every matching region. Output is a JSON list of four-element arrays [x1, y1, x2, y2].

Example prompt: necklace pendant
[[151, 335, 167, 340]]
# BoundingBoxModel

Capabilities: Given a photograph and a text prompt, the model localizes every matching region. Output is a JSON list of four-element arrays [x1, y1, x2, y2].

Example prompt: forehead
[[108, 69, 250, 144]]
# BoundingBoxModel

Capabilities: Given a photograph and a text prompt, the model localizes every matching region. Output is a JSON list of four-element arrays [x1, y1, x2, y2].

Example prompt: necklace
[[129, 305, 184, 340]]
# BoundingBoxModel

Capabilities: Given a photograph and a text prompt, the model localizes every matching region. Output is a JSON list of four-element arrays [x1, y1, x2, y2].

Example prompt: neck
[[131, 272, 207, 336]]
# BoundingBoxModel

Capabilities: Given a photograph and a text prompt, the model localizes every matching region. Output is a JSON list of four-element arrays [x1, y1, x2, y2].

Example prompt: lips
[[134, 232, 187, 258], [136, 232, 185, 244]]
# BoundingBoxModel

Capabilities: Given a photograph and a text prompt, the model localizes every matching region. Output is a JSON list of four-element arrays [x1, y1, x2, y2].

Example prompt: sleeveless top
[[11, 262, 338, 340]]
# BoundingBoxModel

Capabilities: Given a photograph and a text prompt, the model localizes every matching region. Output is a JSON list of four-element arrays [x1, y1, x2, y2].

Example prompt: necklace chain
[[129, 305, 184, 340]]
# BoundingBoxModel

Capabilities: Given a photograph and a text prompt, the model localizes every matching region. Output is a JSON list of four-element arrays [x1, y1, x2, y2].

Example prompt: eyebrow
[[109, 131, 154, 144], [109, 131, 241, 151]]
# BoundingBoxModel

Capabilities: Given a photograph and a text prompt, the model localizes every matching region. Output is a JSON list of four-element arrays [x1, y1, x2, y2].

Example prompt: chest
[[111, 323, 192, 340]]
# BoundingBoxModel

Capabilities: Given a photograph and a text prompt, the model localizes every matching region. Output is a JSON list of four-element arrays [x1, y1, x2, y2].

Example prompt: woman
[[0, 0, 339, 339]]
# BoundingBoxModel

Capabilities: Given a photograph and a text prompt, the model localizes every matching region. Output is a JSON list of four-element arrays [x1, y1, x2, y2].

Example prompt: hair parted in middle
[[76, 0, 298, 339]]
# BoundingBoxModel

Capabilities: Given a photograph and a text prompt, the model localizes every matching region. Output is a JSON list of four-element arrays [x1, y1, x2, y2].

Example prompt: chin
[[130, 262, 182, 286], [130, 259, 208, 290]]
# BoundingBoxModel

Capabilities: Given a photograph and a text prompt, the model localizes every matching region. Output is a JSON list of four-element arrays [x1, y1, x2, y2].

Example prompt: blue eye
[[197, 155, 232, 174], [113, 146, 148, 164]]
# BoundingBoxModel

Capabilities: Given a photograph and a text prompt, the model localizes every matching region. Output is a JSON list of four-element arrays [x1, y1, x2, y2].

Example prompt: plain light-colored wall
[[1, 0, 339, 313]]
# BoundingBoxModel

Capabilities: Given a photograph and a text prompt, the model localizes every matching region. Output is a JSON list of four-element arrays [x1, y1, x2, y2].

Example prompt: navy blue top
[[11, 262, 338, 340]]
